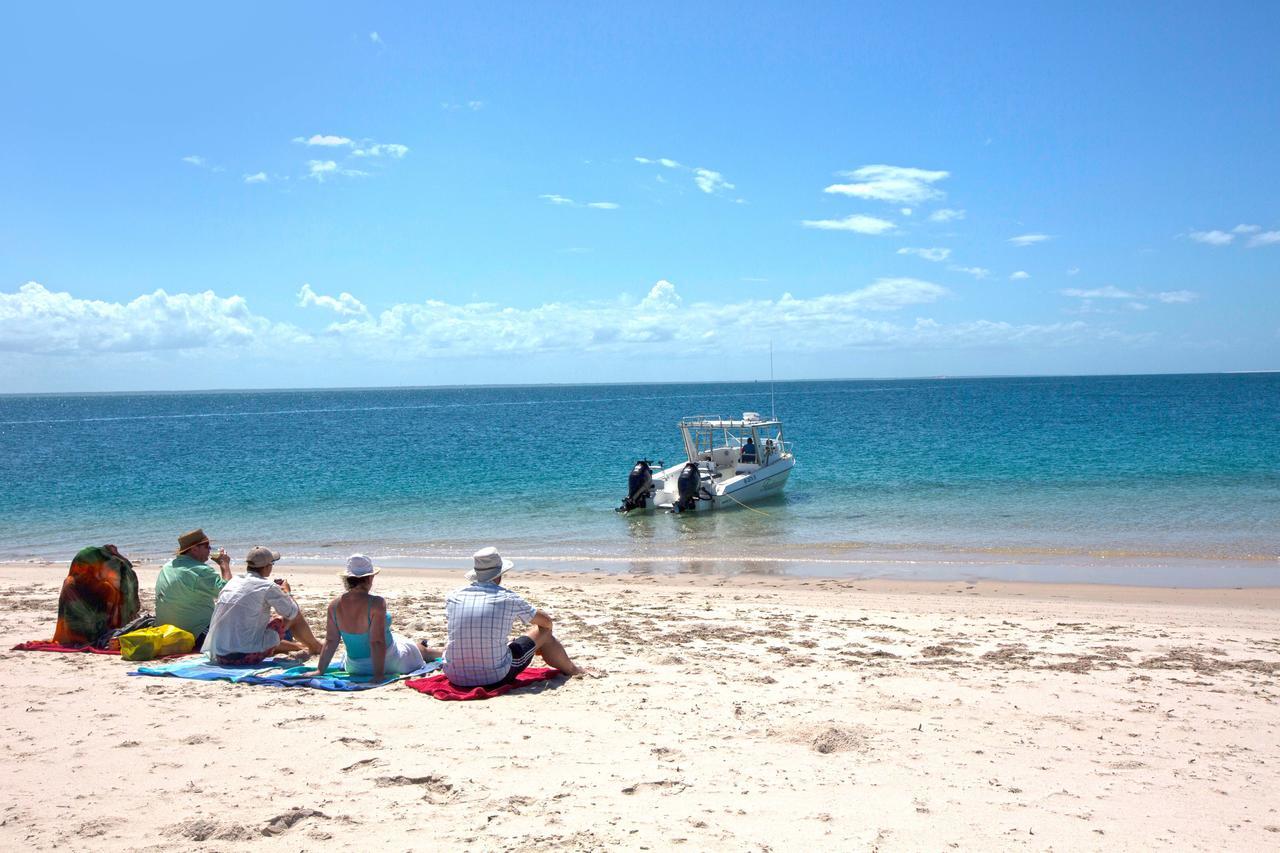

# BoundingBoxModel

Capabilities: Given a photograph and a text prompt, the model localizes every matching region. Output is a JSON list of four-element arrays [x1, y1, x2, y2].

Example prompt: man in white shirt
[[204, 547, 322, 664], [443, 547, 585, 688]]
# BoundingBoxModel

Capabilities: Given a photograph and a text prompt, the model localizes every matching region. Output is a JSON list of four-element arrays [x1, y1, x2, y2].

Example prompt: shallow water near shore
[[1, 373, 1276, 585]]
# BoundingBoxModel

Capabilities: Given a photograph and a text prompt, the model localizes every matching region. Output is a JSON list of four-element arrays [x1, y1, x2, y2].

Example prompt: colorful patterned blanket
[[129, 656, 441, 691]]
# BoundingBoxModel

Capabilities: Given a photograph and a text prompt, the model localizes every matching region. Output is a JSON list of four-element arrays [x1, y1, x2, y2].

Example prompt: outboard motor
[[616, 460, 654, 512], [674, 462, 701, 513]]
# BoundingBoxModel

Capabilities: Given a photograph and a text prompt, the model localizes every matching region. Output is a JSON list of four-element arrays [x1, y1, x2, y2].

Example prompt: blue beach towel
[[129, 656, 440, 691]]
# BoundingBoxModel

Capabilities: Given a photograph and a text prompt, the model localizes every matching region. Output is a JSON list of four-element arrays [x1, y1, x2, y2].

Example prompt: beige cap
[[245, 546, 281, 569]]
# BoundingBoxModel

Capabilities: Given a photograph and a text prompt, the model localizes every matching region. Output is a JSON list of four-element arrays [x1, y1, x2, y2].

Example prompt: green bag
[[119, 624, 195, 661]]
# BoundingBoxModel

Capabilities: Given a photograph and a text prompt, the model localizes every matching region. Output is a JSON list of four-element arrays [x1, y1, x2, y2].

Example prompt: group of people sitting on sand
[[155, 528, 585, 686]]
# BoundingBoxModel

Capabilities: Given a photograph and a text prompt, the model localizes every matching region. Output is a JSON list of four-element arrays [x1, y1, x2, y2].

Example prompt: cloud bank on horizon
[[2, 277, 1181, 366]]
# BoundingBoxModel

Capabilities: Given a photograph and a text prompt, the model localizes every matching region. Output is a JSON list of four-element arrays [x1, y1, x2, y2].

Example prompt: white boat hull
[[647, 456, 795, 512]]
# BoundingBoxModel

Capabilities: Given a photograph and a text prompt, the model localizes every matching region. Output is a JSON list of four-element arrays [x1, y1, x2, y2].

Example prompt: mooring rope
[[719, 488, 772, 517]]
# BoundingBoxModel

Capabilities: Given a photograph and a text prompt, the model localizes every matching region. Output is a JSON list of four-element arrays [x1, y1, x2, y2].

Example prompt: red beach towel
[[404, 667, 561, 700], [12, 640, 121, 655]]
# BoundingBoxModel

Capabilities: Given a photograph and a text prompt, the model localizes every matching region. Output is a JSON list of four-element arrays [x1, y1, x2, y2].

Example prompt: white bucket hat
[[341, 553, 380, 580], [467, 546, 514, 583]]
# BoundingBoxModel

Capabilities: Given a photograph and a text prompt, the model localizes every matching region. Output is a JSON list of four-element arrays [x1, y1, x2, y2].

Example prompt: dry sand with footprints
[[2, 560, 1278, 850]]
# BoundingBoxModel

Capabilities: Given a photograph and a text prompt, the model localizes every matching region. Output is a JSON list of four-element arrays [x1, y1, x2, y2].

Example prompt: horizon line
[[1, 369, 1276, 398]]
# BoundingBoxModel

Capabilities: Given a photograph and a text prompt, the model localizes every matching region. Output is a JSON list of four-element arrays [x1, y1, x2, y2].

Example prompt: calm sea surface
[[1, 374, 1276, 585]]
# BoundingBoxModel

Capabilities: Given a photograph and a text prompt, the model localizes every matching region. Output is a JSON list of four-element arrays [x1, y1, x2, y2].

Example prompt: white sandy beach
[[1, 560, 1278, 851]]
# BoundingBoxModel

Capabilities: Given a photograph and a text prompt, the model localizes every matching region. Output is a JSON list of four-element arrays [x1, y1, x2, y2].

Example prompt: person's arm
[[267, 582, 300, 621], [314, 601, 341, 674], [369, 597, 388, 682], [530, 609, 553, 630], [197, 563, 229, 600]]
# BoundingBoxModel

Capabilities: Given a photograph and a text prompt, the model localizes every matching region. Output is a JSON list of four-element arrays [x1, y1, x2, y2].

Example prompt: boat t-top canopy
[[678, 411, 780, 430], [678, 412, 787, 464]]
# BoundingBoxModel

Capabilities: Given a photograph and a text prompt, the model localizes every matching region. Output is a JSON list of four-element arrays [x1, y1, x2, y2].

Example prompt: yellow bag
[[119, 624, 195, 661]]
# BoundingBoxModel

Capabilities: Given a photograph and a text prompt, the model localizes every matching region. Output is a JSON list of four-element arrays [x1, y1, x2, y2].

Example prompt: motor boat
[[616, 412, 795, 513]]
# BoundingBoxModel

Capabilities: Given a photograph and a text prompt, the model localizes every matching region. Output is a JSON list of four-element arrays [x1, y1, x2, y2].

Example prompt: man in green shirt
[[155, 528, 232, 648]]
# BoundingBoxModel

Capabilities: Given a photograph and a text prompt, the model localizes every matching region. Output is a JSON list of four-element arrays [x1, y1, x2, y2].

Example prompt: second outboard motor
[[616, 460, 654, 512], [674, 462, 701, 513]]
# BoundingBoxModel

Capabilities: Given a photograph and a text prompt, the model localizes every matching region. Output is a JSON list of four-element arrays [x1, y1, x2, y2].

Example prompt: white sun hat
[[340, 553, 380, 579], [466, 546, 514, 583]]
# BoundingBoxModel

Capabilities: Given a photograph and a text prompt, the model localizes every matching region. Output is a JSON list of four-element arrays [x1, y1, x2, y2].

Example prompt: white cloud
[[1009, 233, 1051, 247], [1187, 226, 1278, 247], [897, 247, 950, 262], [801, 214, 896, 235], [1061, 286, 1198, 306], [0, 282, 303, 354], [949, 265, 990, 279], [243, 172, 268, 184], [297, 283, 368, 317], [317, 277, 953, 357], [634, 156, 683, 168], [468, 100, 484, 111], [833, 278, 949, 310], [1063, 286, 1137, 299], [901, 208, 913, 216], [641, 280, 682, 310], [539, 195, 619, 210], [635, 156, 735, 196], [824, 165, 949, 205], [693, 168, 734, 194], [293, 134, 354, 147], [369, 31, 384, 45], [1188, 230, 1233, 246], [1010, 271, 1030, 280], [1066, 267, 1081, 276], [351, 143, 409, 159], [181, 154, 223, 173], [307, 160, 368, 181], [929, 208, 965, 222], [308, 160, 338, 180]]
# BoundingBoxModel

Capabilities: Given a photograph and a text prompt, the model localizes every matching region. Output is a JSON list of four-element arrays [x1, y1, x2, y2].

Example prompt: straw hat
[[176, 528, 209, 555], [467, 546, 514, 583]]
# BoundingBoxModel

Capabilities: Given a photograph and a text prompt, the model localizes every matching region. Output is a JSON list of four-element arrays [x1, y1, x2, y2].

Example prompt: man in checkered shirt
[[443, 547, 584, 688]]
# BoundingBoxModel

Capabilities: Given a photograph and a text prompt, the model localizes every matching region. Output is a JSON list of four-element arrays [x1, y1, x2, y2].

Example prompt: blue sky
[[2, 2, 1277, 392]]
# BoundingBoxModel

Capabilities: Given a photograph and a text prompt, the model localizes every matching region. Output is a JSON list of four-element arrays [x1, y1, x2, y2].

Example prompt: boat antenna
[[769, 339, 775, 421]]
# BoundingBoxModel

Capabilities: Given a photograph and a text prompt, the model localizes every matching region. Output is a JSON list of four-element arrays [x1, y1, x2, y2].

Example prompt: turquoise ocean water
[[1, 374, 1276, 585]]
